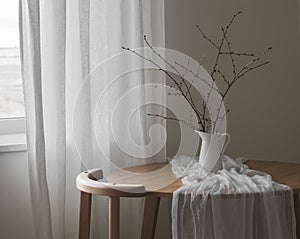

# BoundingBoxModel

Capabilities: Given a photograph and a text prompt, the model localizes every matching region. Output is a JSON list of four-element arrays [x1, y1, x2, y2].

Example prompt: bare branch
[[196, 25, 219, 50], [122, 46, 206, 131], [142, 36, 204, 126], [168, 92, 183, 96], [147, 113, 199, 131], [235, 46, 272, 83], [224, 35, 237, 78], [174, 61, 221, 93], [124, 10, 271, 133], [235, 61, 270, 81], [211, 11, 243, 76], [203, 11, 243, 131], [219, 51, 254, 57], [216, 69, 230, 86]]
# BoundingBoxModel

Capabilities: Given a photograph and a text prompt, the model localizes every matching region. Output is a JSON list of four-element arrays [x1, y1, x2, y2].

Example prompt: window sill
[[0, 133, 27, 153]]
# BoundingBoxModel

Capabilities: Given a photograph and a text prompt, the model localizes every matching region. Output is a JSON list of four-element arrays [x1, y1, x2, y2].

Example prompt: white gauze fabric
[[170, 155, 297, 239]]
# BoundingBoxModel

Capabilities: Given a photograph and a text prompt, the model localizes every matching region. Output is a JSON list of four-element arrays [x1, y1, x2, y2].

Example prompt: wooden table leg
[[141, 196, 161, 239], [294, 193, 300, 239], [79, 191, 92, 239], [109, 196, 120, 239]]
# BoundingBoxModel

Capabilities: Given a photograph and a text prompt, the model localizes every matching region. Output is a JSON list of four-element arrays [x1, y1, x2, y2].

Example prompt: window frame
[[0, 117, 26, 153], [0, 0, 26, 144], [0, 117, 25, 134]]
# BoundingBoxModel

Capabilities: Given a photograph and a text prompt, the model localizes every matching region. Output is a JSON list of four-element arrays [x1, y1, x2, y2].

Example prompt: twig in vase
[[122, 45, 206, 131], [196, 11, 271, 132], [142, 36, 203, 125], [200, 11, 243, 132], [147, 113, 198, 130], [174, 61, 220, 93], [123, 11, 271, 133]]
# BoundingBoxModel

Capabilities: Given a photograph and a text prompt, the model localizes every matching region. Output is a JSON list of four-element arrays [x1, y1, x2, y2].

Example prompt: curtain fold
[[19, 0, 53, 238], [20, 0, 165, 238]]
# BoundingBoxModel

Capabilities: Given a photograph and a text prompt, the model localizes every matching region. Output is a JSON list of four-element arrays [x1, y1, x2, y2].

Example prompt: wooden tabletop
[[107, 160, 300, 197]]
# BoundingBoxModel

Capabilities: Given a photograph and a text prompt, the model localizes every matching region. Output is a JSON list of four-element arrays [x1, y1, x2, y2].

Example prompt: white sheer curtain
[[19, 0, 165, 238]]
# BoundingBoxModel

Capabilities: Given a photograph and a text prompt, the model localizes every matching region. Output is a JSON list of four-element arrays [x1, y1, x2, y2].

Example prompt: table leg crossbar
[[78, 194, 160, 239]]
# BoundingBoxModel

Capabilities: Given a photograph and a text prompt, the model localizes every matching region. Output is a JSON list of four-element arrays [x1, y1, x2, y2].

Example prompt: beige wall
[[166, 0, 300, 164], [0, 152, 32, 238]]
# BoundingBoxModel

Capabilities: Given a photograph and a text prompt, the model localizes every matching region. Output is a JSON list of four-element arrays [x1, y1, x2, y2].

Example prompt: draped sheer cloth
[[171, 156, 297, 239]]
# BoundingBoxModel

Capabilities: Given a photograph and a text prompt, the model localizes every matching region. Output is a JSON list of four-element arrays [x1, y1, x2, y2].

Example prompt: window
[[0, 0, 25, 135], [0, 0, 26, 151]]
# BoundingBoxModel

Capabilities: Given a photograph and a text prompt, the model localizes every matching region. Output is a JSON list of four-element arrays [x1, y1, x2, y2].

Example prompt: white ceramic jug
[[195, 131, 231, 173]]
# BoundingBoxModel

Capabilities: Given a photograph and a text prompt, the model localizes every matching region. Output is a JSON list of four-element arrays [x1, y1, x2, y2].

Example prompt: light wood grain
[[76, 168, 147, 197], [107, 163, 181, 198], [106, 160, 300, 197], [246, 160, 300, 193], [109, 197, 120, 239], [141, 196, 161, 239], [79, 192, 92, 239], [77, 160, 300, 239]]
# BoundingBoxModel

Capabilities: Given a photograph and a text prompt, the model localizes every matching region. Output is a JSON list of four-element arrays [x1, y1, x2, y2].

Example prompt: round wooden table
[[76, 160, 300, 239]]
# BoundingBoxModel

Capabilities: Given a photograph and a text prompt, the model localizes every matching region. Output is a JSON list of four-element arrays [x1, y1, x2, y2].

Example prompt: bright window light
[[0, 0, 24, 119]]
